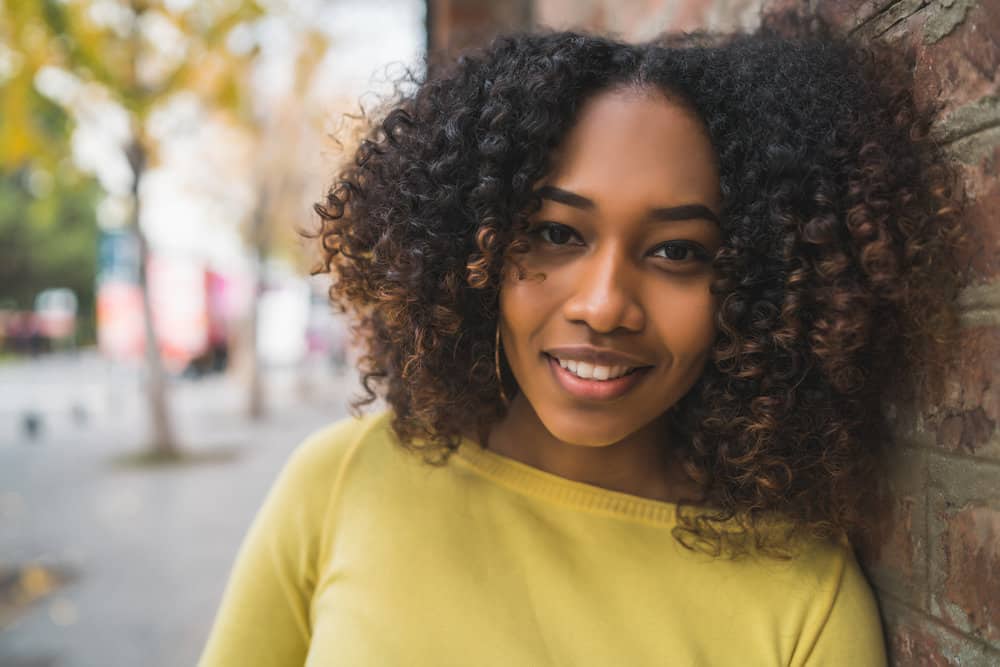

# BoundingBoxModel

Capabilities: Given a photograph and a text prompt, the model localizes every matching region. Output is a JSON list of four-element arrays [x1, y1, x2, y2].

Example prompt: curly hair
[[313, 13, 964, 556]]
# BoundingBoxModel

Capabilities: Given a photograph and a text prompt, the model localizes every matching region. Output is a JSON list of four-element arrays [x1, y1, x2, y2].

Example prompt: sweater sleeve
[[800, 546, 888, 667], [198, 417, 362, 667]]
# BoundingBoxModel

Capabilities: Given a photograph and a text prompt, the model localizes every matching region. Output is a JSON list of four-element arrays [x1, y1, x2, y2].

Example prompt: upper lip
[[544, 345, 654, 368]]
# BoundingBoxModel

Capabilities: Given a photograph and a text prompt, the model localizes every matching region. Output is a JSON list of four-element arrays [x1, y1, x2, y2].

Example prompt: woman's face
[[499, 86, 722, 447]]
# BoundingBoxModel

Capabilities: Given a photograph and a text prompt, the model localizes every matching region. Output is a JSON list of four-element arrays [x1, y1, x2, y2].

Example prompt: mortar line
[[848, 0, 929, 36], [922, 447, 931, 612], [924, 446, 1000, 469], [873, 1, 930, 39], [877, 588, 1000, 656], [941, 118, 1000, 147]]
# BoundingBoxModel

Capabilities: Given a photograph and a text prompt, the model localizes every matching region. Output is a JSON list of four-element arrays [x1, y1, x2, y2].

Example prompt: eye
[[531, 222, 583, 246], [650, 241, 710, 263]]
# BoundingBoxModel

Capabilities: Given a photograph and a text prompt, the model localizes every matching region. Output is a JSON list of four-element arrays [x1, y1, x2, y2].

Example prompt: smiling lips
[[543, 346, 654, 401], [553, 357, 638, 380]]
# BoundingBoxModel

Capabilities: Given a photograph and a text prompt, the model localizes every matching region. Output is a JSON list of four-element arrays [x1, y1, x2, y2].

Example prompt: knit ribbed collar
[[453, 440, 680, 526]]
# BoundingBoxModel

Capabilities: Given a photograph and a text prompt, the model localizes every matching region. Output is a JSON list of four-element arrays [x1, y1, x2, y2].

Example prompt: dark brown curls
[[312, 23, 965, 556]]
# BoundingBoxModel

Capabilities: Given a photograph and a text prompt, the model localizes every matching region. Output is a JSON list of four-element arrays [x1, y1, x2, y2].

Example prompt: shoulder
[[683, 528, 884, 665], [777, 535, 886, 666], [263, 409, 400, 527], [282, 409, 397, 484]]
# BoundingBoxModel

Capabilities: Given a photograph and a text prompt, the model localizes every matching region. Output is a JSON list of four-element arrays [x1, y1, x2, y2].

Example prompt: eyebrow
[[536, 185, 720, 225]]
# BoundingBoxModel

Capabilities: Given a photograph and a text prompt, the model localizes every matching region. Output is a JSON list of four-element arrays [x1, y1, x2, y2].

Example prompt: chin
[[539, 411, 636, 448]]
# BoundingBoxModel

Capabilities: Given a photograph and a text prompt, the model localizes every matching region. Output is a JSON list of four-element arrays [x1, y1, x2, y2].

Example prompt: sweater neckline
[[453, 439, 679, 526]]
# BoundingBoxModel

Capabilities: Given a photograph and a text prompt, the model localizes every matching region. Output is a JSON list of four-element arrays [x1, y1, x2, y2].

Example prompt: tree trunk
[[127, 138, 179, 456], [247, 194, 268, 420]]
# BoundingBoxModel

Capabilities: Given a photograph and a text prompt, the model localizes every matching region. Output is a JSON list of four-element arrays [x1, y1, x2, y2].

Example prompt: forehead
[[544, 87, 719, 207]]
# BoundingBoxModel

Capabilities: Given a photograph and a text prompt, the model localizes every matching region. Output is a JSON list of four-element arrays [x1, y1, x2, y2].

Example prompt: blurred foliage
[[0, 0, 66, 166], [0, 0, 265, 352], [0, 165, 101, 342], [0, 0, 331, 355], [1, 0, 262, 145]]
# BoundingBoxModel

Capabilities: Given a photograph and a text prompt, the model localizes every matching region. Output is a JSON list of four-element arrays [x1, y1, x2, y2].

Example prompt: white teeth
[[558, 358, 577, 373], [554, 357, 635, 381]]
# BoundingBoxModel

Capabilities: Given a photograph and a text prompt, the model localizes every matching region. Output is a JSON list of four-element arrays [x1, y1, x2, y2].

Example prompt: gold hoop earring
[[495, 322, 510, 406]]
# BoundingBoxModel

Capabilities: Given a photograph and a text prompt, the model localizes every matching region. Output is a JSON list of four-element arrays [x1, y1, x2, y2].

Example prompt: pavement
[[0, 351, 357, 667]]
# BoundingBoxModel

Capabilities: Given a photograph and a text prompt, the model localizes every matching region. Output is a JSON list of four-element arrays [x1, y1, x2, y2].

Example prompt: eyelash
[[528, 222, 711, 263]]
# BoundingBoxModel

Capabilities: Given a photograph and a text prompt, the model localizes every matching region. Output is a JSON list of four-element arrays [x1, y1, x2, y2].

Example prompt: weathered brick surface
[[836, 2, 1000, 285], [957, 281, 1000, 329], [535, 0, 764, 36], [818, 0, 918, 33], [915, 325, 1000, 460], [427, 0, 532, 55], [928, 453, 1000, 648], [883, 596, 1000, 666], [866, 2, 1000, 285], [852, 4, 1000, 659], [856, 445, 929, 609], [917, 0, 999, 110], [940, 504, 1000, 642], [948, 134, 1000, 282], [845, 0, 928, 43]]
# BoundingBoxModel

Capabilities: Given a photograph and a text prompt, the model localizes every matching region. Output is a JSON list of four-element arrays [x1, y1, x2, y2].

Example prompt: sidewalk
[[0, 352, 358, 667]]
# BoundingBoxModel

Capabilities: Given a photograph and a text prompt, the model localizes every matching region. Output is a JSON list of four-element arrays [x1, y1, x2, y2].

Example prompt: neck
[[482, 395, 700, 504]]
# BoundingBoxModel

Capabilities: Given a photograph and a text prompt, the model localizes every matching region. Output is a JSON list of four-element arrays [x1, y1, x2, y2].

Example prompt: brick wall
[[823, 3, 1000, 664], [429, 1, 1000, 663], [535, 0, 764, 36], [426, 0, 532, 56]]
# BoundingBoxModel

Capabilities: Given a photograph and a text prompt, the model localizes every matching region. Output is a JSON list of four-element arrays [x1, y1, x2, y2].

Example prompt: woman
[[200, 13, 961, 666]]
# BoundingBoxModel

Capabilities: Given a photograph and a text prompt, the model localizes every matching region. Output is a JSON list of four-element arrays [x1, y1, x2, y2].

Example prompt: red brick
[[919, 326, 1000, 458], [951, 145, 1000, 282], [534, 0, 606, 32], [936, 409, 995, 454], [817, 0, 910, 32], [856, 446, 929, 608], [883, 596, 1000, 665], [918, 0, 1000, 286], [914, 0, 1000, 113], [541, 0, 657, 36], [865, 494, 918, 576], [664, 0, 720, 32], [536, 0, 763, 37], [816, 1, 1000, 117], [859, 491, 925, 607], [934, 503, 1000, 644], [428, 0, 531, 54], [614, 0, 686, 38], [887, 620, 950, 666]]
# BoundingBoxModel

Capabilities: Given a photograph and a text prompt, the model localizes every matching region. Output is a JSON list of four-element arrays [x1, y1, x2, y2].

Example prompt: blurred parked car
[[34, 288, 78, 348]]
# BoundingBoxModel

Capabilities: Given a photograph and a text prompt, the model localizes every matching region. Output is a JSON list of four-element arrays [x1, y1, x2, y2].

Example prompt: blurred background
[[3, 0, 997, 666], [0, 1, 425, 665]]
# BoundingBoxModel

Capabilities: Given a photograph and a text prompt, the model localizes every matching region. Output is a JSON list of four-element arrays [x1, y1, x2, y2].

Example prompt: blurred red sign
[[97, 281, 144, 361], [148, 255, 209, 371]]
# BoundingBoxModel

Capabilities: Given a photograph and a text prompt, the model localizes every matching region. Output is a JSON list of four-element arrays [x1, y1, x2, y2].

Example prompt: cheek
[[499, 269, 551, 350], [648, 281, 717, 359], [499, 258, 574, 319], [499, 265, 574, 377]]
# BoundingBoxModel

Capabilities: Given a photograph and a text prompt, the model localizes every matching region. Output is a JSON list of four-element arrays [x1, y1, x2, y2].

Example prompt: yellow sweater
[[200, 410, 887, 666]]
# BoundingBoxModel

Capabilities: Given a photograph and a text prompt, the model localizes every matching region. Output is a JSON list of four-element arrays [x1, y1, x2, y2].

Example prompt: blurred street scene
[[0, 351, 354, 667], [1, 0, 421, 665]]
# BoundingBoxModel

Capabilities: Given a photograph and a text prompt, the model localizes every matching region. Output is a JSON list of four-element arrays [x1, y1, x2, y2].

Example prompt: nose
[[561, 244, 646, 334]]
